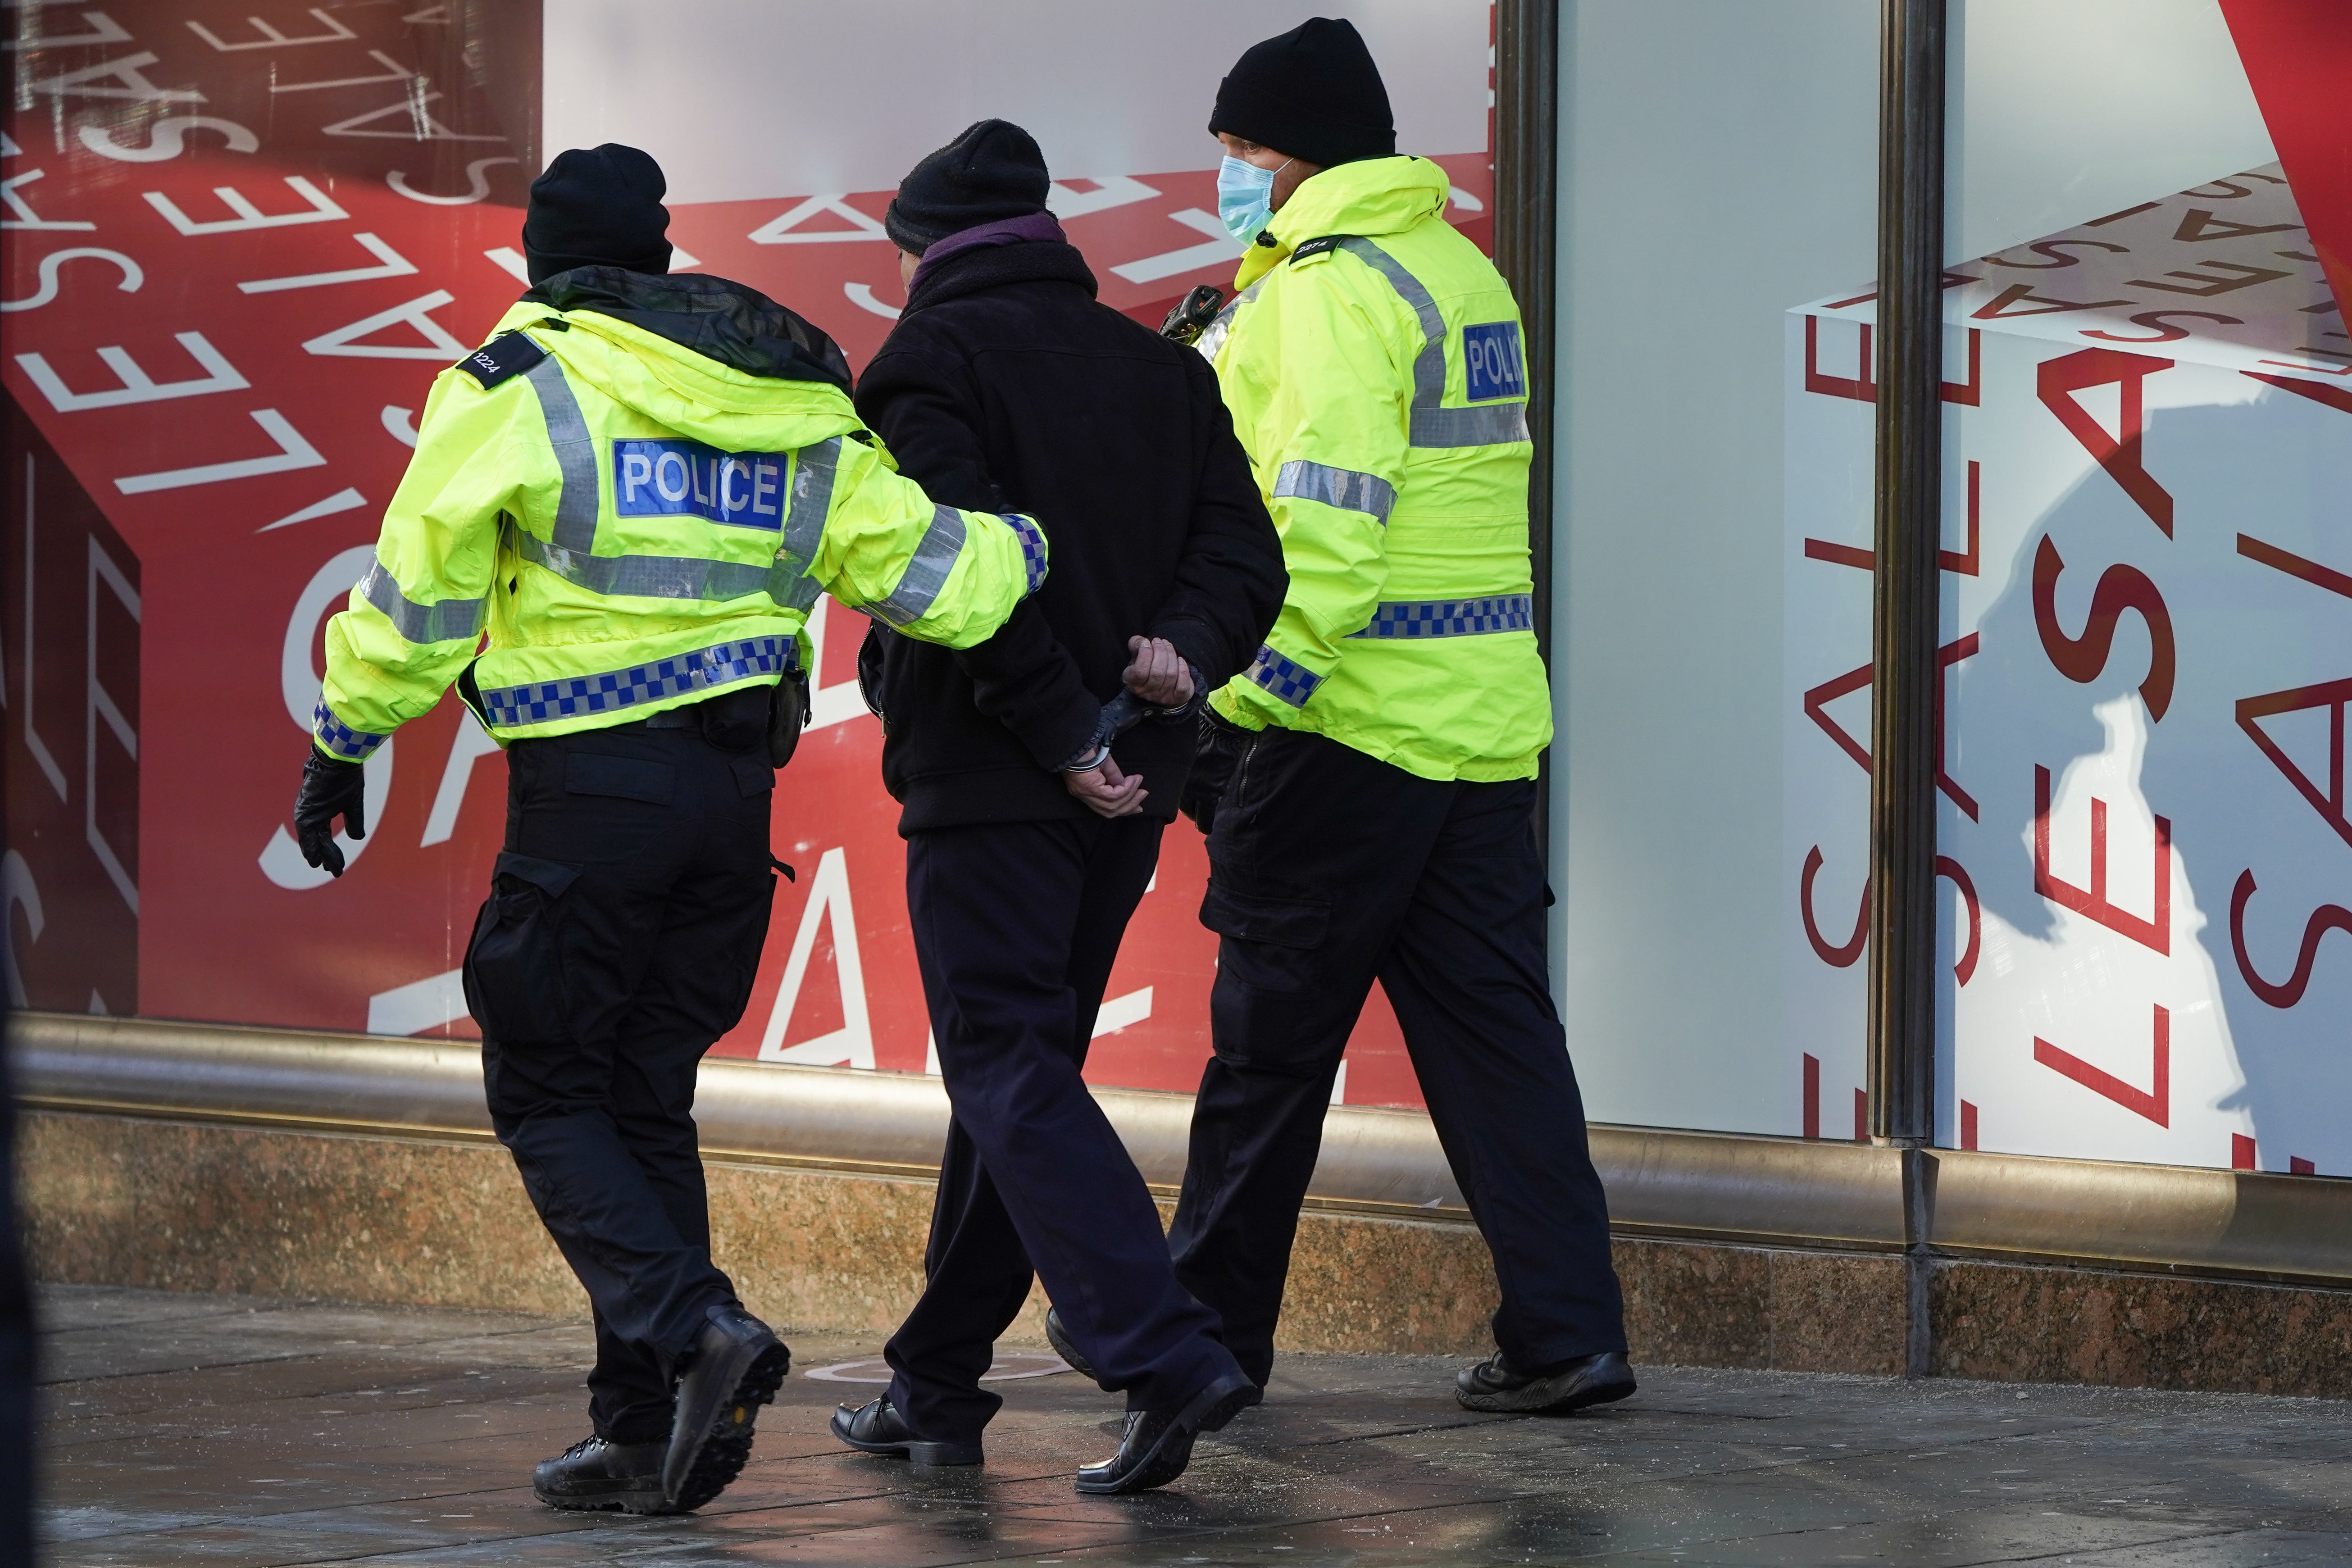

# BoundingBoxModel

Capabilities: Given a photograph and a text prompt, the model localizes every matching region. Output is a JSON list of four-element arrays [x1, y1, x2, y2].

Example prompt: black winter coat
[[853, 238, 1285, 834]]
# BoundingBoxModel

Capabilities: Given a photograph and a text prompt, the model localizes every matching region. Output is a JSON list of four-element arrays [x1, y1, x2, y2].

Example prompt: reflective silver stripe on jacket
[[359, 558, 486, 645], [520, 350, 601, 552], [1332, 238, 1531, 450], [768, 435, 839, 613], [516, 531, 774, 602], [1346, 593, 1535, 639], [512, 349, 843, 611], [1274, 459, 1397, 525], [1195, 276, 1267, 362], [868, 504, 968, 628]]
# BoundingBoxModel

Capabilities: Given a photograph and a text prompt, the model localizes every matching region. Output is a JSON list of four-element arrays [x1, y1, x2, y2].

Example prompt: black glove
[[293, 749, 367, 878], [1179, 708, 1252, 836]]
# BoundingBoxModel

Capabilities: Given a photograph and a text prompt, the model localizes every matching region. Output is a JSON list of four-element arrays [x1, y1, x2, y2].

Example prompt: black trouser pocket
[[1201, 878, 1356, 1075], [1200, 881, 1330, 993], [464, 850, 582, 1046]]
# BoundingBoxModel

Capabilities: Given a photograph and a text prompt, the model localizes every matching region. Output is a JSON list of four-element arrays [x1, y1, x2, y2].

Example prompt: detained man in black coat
[[827, 120, 1288, 1495]]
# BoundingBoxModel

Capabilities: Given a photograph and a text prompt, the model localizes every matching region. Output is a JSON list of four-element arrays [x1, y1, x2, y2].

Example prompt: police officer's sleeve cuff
[[1002, 513, 1048, 596], [1236, 642, 1323, 711], [1208, 686, 1270, 732], [313, 701, 390, 762]]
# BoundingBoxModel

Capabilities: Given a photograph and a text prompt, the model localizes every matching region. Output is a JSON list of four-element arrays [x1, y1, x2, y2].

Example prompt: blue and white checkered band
[[313, 701, 387, 761], [476, 637, 799, 729], [1245, 643, 1323, 708], [1004, 513, 1050, 595], [1348, 595, 1536, 640]]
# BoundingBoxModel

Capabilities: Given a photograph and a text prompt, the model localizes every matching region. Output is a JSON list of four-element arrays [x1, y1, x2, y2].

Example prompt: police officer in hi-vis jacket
[[1073, 18, 1635, 1418], [290, 145, 1046, 1516]]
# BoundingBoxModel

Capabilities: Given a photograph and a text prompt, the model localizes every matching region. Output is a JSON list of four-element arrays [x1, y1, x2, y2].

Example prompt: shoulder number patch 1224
[[1463, 321, 1524, 403]]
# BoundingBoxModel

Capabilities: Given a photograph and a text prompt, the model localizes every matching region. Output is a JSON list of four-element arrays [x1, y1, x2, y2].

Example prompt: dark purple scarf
[[909, 210, 1067, 293]]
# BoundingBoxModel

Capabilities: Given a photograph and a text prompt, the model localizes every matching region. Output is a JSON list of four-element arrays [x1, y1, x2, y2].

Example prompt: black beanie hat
[[1209, 17, 1395, 169], [522, 144, 671, 285], [885, 119, 1051, 254]]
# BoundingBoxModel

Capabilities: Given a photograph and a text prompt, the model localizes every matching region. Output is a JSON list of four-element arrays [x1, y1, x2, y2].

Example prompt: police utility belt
[[629, 675, 808, 768]]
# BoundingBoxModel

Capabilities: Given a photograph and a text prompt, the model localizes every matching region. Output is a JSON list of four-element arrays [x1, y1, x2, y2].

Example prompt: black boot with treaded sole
[[533, 1435, 669, 1514], [1454, 1349, 1637, 1415], [662, 1306, 791, 1509], [1074, 1372, 1256, 1495]]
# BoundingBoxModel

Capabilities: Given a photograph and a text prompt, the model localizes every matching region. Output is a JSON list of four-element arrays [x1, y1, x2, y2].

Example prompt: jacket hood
[[1234, 155, 1447, 290], [489, 279, 866, 453], [523, 267, 852, 391]]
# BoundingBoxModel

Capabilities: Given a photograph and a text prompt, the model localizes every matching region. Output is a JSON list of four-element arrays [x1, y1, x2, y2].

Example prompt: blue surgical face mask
[[1216, 154, 1290, 245]]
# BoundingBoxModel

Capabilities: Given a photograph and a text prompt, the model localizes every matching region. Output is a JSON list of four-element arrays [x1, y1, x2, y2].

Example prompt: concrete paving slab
[[34, 1284, 2352, 1566]]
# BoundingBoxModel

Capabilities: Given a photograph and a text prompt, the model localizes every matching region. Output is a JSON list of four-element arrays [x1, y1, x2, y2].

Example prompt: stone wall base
[[19, 1110, 2350, 1397]]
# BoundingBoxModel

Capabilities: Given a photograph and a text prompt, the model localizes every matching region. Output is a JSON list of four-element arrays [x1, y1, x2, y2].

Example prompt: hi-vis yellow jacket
[[1202, 156, 1544, 782], [314, 282, 1047, 759]]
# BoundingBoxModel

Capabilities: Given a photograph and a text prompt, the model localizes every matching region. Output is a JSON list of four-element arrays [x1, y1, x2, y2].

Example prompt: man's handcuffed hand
[[1060, 636, 1189, 817], [1124, 636, 1194, 708], [1066, 754, 1147, 818]]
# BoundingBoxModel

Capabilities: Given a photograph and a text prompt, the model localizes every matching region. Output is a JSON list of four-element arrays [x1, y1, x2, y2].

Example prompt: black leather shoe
[[1074, 1372, 1256, 1495], [532, 1435, 669, 1514], [830, 1395, 983, 1466], [663, 1304, 790, 1508], [1455, 1349, 1637, 1414], [1044, 1306, 1098, 1381], [1048, 1307, 1265, 1409]]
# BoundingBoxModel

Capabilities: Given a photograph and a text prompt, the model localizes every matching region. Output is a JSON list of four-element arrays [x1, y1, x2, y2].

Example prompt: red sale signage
[[1785, 162, 2352, 1172], [3, 3, 1497, 1110]]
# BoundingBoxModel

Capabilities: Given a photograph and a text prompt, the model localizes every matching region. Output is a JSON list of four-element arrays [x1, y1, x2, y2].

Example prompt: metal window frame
[[16, 1010, 2352, 1291], [1502, 1, 1947, 1149], [1494, 0, 1559, 852], [1868, 0, 1946, 1153]]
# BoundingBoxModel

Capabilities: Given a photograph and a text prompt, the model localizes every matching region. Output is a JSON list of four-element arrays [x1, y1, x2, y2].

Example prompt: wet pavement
[[36, 1283, 2352, 1565]]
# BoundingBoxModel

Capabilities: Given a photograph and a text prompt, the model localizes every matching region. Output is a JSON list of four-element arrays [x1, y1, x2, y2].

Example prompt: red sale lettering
[[1984, 239, 2131, 269], [1972, 282, 2134, 320], [1803, 643, 1978, 816], [2229, 870, 2352, 1008], [2034, 1004, 2170, 1127], [2081, 310, 2247, 343], [1937, 855, 1982, 985], [1803, 313, 1873, 402], [2036, 348, 2177, 536], [1799, 846, 1868, 968], [2236, 679, 2352, 851], [2031, 535, 2177, 721], [2034, 764, 2172, 955], [1937, 633, 1982, 819]]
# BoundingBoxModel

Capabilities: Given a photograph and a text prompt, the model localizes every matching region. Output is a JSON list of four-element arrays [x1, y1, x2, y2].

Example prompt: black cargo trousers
[[463, 687, 780, 1444], [1168, 726, 1627, 1385]]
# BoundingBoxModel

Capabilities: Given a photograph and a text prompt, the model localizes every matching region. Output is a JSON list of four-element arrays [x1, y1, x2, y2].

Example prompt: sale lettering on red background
[[1784, 163, 2352, 1174], [2, 4, 1496, 1109]]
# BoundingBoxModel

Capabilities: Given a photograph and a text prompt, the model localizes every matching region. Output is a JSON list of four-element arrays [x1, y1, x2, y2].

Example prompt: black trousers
[[464, 714, 779, 1444], [1168, 727, 1627, 1386], [887, 816, 1240, 1442]]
